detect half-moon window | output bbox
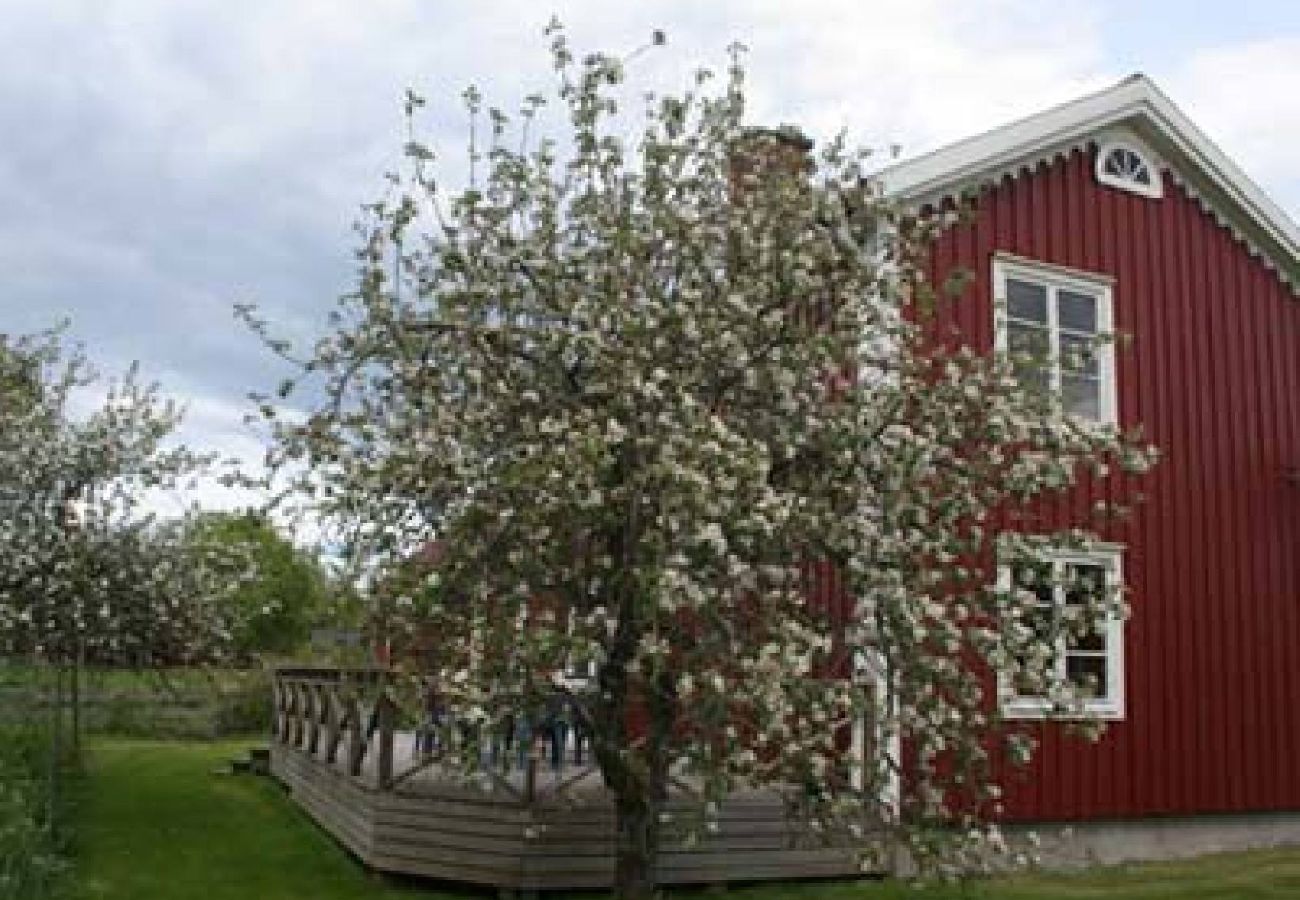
[1095,142,1162,199]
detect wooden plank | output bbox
[373,825,532,860]
[370,845,862,892]
[288,766,374,825]
[287,774,375,855]
[657,847,856,871]
[294,785,373,855]
[274,749,377,847]
[273,741,877,889]
[657,858,861,885]
[366,850,530,889]
[374,806,550,839]
[377,794,532,823]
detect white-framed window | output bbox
[999,546,1125,720]
[993,254,1117,425]
[1095,140,1163,199]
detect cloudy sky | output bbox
[3,0,1298,526]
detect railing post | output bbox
[270,677,281,742]
[288,683,302,748]
[324,686,341,764]
[525,745,538,805]
[307,684,321,756]
[281,680,292,744]
[376,692,395,790]
[278,678,289,743]
[346,696,365,777]
[294,683,308,750]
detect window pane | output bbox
[1014,564,1055,601]
[1007,279,1048,323]
[1008,322,1051,396]
[1059,333,1099,376]
[1015,366,1050,396]
[1058,290,1098,333]
[1065,564,1106,600]
[1067,655,1108,698]
[1063,374,1101,419]
[1008,321,1050,355]
[1065,564,1108,651]
[1013,566,1057,650]
[1069,624,1106,653]
[1105,148,1151,186]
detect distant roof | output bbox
[875,74,1300,294]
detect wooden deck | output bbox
[270,667,871,891]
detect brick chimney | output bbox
[728,125,814,198]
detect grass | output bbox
[68,739,455,900]
[725,847,1300,899]
[68,738,1300,900]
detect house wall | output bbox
[925,145,1300,821]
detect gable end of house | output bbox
[875,74,1300,296]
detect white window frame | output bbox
[993,253,1118,426]
[1095,140,1163,199]
[998,545,1126,721]
[849,649,900,812]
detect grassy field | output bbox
[68,738,1300,900]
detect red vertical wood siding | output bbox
[927,146,1300,820]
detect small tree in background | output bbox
[0,328,251,672]
[251,24,1156,898]
[185,511,330,660]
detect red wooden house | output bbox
[877,73,1300,861]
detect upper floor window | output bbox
[1000,546,1126,720]
[1095,141,1163,199]
[993,255,1117,425]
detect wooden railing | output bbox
[272,666,389,781]
[271,666,597,802]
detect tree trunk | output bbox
[48,660,63,837]
[70,641,82,760]
[614,793,657,900]
[594,670,664,899]
[608,672,674,900]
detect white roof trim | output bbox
[875,75,1300,294]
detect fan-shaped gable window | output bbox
[1095,141,1162,199]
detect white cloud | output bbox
[1168,37,1300,219]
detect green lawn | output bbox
[69,739,453,900]
[68,738,1300,900]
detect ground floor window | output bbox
[1000,546,1125,719]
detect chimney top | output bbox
[740,125,814,152]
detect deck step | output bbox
[229,746,272,776]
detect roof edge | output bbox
[875,75,1300,294]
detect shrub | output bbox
[0,725,68,900]
[92,669,271,739]
[213,680,272,736]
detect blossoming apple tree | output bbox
[253,25,1156,897]
[0,328,247,670]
